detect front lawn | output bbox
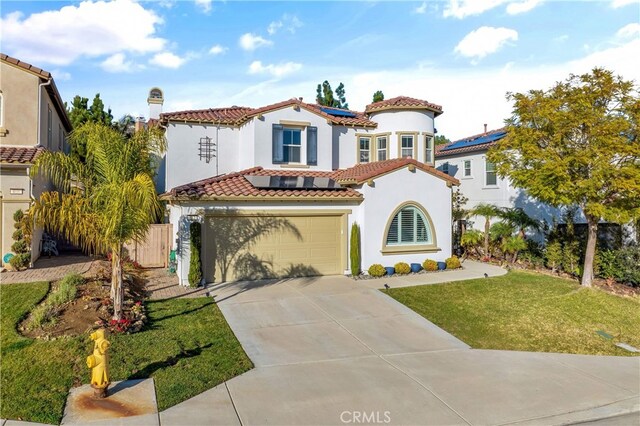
[0,282,252,424]
[385,270,640,356]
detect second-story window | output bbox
[485,160,497,186]
[47,105,52,148]
[442,162,449,175]
[400,135,414,158]
[376,136,387,161]
[464,160,472,177]
[425,135,434,164]
[359,136,371,163]
[283,128,301,163]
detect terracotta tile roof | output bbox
[160,98,378,128]
[435,127,506,157]
[336,158,459,186]
[0,146,45,164]
[160,106,254,125]
[365,96,443,116]
[162,167,362,201]
[1,53,72,132]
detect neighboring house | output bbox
[0,53,72,266]
[434,127,563,234]
[154,92,459,285]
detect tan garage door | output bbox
[203,213,344,283]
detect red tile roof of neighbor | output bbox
[162,158,459,201]
[435,127,507,157]
[0,53,72,132]
[0,146,45,164]
[365,96,443,116]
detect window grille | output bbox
[199,136,217,163]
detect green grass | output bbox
[0,282,252,424]
[386,270,640,356]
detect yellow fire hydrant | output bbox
[86,329,110,398]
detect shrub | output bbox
[49,273,83,306]
[423,259,438,271]
[445,256,462,269]
[368,264,386,277]
[28,303,53,330]
[188,222,202,287]
[394,262,411,275]
[544,241,563,273]
[9,253,30,270]
[616,246,640,286]
[350,223,361,276]
[460,229,483,256]
[596,250,618,280]
[562,240,580,275]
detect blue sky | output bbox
[2,0,639,139]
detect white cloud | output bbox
[51,69,72,81]
[506,0,543,15]
[248,60,302,78]
[454,26,518,61]
[267,14,303,35]
[208,44,228,55]
[443,0,506,18]
[194,0,212,13]
[615,23,640,40]
[414,2,428,14]
[443,0,542,18]
[100,53,141,73]
[611,0,637,8]
[150,52,187,69]
[0,0,165,66]
[239,33,273,51]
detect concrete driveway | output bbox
[161,273,640,426]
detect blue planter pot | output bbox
[437,261,447,271]
[384,266,395,276]
[410,263,422,273]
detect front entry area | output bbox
[202,211,346,283]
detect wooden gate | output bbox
[124,224,172,268]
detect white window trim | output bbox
[282,127,303,164]
[358,136,371,164]
[376,135,388,161]
[462,159,472,179]
[424,133,434,165]
[381,202,440,254]
[484,157,499,188]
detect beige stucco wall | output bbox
[38,87,67,152]
[0,61,39,146]
[0,167,32,263]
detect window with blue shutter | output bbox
[307,126,317,165]
[272,124,284,163]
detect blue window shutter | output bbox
[307,126,317,165]
[272,124,284,163]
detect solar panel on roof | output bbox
[245,175,344,190]
[440,131,507,151]
[319,107,357,118]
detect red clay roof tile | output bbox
[336,158,459,186]
[365,96,443,116]
[0,146,45,164]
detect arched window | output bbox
[383,203,437,252]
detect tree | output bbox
[350,223,361,276]
[31,122,165,319]
[489,68,640,286]
[435,135,451,146]
[499,207,540,239]
[471,203,502,258]
[188,222,202,287]
[316,81,349,109]
[372,90,384,103]
[66,94,114,161]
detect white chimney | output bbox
[147,87,164,120]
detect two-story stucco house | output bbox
[434,127,563,234]
[156,93,459,285]
[0,54,72,265]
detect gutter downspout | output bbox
[37,78,52,147]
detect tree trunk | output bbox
[111,245,124,320]
[484,218,490,258]
[581,215,598,287]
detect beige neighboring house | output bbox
[0,53,72,266]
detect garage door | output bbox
[203,214,344,283]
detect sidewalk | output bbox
[0,255,94,285]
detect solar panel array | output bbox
[319,107,357,118]
[440,131,507,151]
[245,175,344,190]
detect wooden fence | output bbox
[124,224,172,268]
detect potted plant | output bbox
[410,263,422,273]
[384,266,395,276]
[437,261,447,270]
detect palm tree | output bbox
[501,236,527,263]
[499,207,541,239]
[31,122,165,319]
[471,203,502,259]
